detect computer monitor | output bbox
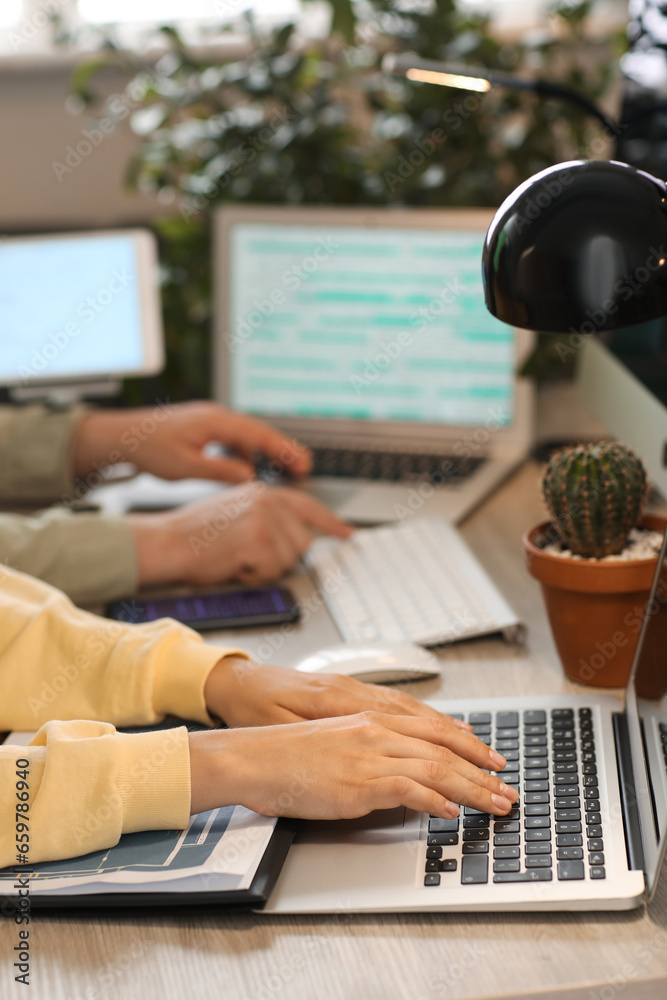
[0,229,164,399]
[577,329,667,498]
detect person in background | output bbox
[0,399,351,605]
[0,565,518,869]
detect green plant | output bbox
[541,442,649,558]
[65,0,626,402]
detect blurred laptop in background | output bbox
[214,206,534,524]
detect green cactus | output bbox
[541,442,649,558]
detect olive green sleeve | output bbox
[0,508,138,606]
[0,404,87,504]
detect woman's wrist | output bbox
[188,729,248,814]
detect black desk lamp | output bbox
[382,53,620,133]
[481,158,667,334]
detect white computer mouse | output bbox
[294,643,442,684]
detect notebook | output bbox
[214,206,535,524]
[262,530,667,913]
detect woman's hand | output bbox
[189,712,518,821]
[204,657,475,732]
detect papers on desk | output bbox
[1,731,277,899]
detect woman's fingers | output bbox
[364,776,461,819]
[369,712,508,770]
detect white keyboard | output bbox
[305,517,525,647]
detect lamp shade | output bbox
[482,159,667,333]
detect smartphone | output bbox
[106,586,301,632]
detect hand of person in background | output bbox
[189,711,518,821]
[127,482,352,587]
[72,400,312,484]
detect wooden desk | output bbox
[4,459,667,1000]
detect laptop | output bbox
[214,206,535,524]
[261,530,667,913]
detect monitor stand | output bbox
[9,379,122,406]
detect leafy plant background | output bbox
[66,0,626,403]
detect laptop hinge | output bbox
[613,711,645,873]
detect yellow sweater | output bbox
[0,566,244,869]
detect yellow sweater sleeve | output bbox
[0,566,249,869]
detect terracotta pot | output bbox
[522,514,667,688]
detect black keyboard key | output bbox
[525,804,550,816]
[495,740,519,751]
[557,847,584,860]
[555,774,579,785]
[461,855,488,884]
[507,807,521,820]
[493,859,520,873]
[524,770,549,781]
[469,713,491,725]
[555,784,579,796]
[502,750,520,761]
[426,860,445,872]
[553,739,576,750]
[463,807,489,816]
[558,860,585,880]
[587,825,603,838]
[493,820,520,833]
[552,709,574,719]
[525,780,550,792]
[463,815,490,828]
[586,812,602,826]
[426,846,443,859]
[579,708,592,718]
[525,735,548,747]
[584,786,600,798]
[462,841,489,854]
[588,839,604,852]
[524,725,547,736]
[554,762,578,773]
[582,763,597,775]
[585,800,600,813]
[463,828,489,841]
[524,748,549,760]
[493,870,553,883]
[441,859,457,872]
[427,833,459,846]
[583,775,599,787]
[525,816,550,828]
[429,818,459,832]
[494,833,520,846]
[525,842,551,855]
[555,797,580,809]
[494,847,520,859]
[524,711,547,724]
[496,762,520,774]
[553,751,577,762]
[448,714,465,721]
[424,873,441,886]
[496,728,519,739]
[525,792,550,804]
[555,809,581,821]
[556,821,582,834]
[496,712,519,729]
[525,855,552,868]
[556,834,583,847]
[525,829,551,842]
[590,866,606,879]
[589,852,605,865]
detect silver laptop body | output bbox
[214,206,535,524]
[262,533,667,914]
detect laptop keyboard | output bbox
[310,448,484,485]
[423,707,606,886]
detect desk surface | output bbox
[4,458,667,1000]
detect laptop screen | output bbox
[624,527,667,898]
[226,222,515,427]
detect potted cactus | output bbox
[522,442,666,688]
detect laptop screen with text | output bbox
[227,223,516,427]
